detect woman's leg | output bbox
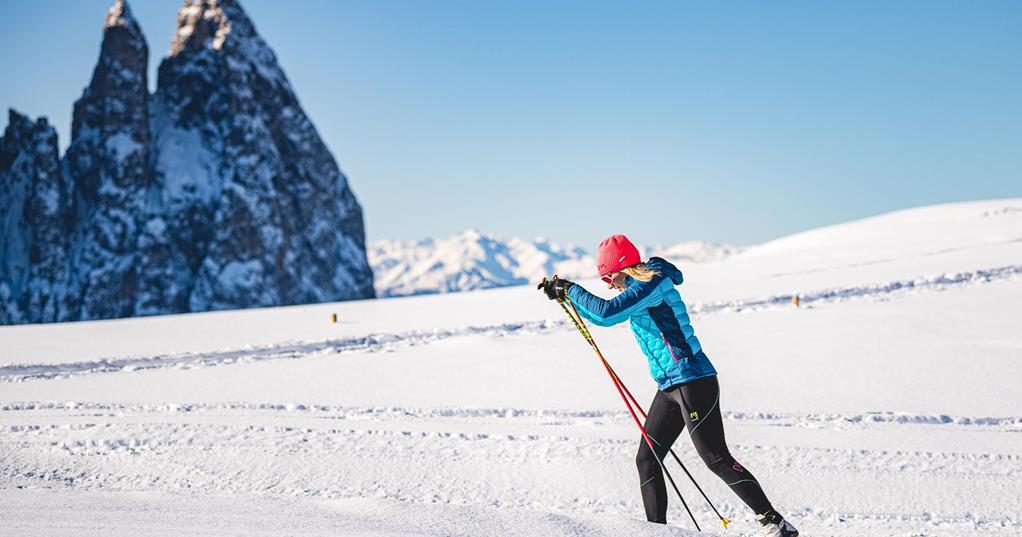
[635,389,686,523]
[672,375,775,515]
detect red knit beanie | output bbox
[596,234,641,276]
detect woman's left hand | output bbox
[537,275,574,301]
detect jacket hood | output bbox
[646,256,684,285]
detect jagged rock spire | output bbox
[0,110,70,323]
[2,0,373,325]
[63,0,151,320]
[154,0,373,312]
[104,0,139,31]
[170,0,232,55]
[72,0,148,151]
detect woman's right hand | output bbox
[537,275,574,301]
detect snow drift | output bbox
[2,198,1021,536]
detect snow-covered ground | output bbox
[2,199,1021,536]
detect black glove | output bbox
[537,275,574,302]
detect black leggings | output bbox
[636,375,773,523]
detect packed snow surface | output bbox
[2,198,1022,536]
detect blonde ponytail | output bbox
[621,262,660,282]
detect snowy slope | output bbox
[2,198,1022,536]
[369,228,741,297]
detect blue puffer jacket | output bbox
[566,257,717,390]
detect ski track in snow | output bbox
[3,264,1021,383]
[2,401,1021,431]
[2,402,1021,536]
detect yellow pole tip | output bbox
[721,518,731,529]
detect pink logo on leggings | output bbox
[732,462,745,473]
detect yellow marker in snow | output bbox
[792,295,800,308]
[330,313,338,324]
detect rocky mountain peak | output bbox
[72,0,148,147]
[104,0,139,31]
[2,109,51,142]
[61,0,152,320]
[153,0,373,312]
[169,0,232,56]
[96,0,147,78]
[0,109,69,324]
[1,0,373,325]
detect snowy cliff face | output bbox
[63,0,152,320]
[153,0,373,312]
[0,112,70,324]
[369,230,742,297]
[0,0,373,325]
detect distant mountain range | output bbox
[369,230,743,297]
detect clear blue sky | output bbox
[2,1,1020,248]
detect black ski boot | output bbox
[756,510,799,537]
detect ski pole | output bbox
[565,299,731,530]
[556,299,701,532]
[605,363,732,530]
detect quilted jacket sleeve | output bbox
[566,277,664,327]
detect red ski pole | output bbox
[557,299,701,532]
[565,299,731,530]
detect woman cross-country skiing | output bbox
[538,234,799,537]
